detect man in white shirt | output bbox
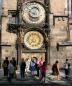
[25,58,30,73]
[64,59,70,78]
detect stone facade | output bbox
[50,0,72,66]
[1,0,72,66]
[1,0,17,62]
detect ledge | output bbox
[22,49,46,53]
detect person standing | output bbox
[34,57,40,77]
[20,58,26,80]
[38,57,44,78]
[29,58,36,77]
[25,58,30,73]
[38,57,44,68]
[40,61,46,82]
[8,60,14,82]
[64,59,70,79]
[52,60,60,80]
[12,57,17,78]
[2,57,9,78]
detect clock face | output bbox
[24,31,44,49]
[22,2,45,25]
[29,7,39,18]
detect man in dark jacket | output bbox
[2,57,9,77]
[64,59,70,78]
[20,58,26,80]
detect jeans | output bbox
[8,73,13,82]
[20,70,25,79]
[4,68,8,77]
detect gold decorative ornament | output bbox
[24,31,44,49]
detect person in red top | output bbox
[38,57,44,68]
[40,61,46,81]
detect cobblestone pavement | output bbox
[0,68,72,86]
[45,66,72,83]
[0,80,72,86]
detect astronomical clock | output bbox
[17,0,47,50]
[16,0,50,63]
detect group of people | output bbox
[52,59,71,80]
[2,57,16,81]
[2,57,46,82]
[2,57,71,82]
[20,57,46,81]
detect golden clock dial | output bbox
[24,31,44,49]
[22,2,45,25]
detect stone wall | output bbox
[50,0,72,66]
[50,0,66,15]
[3,0,17,10]
[1,0,17,61]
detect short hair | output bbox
[56,60,59,63]
[66,59,68,61]
[12,57,15,59]
[6,57,8,59]
[43,61,46,66]
[10,60,12,63]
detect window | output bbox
[0,0,3,16]
[65,0,72,16]
[68,0,71,15]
